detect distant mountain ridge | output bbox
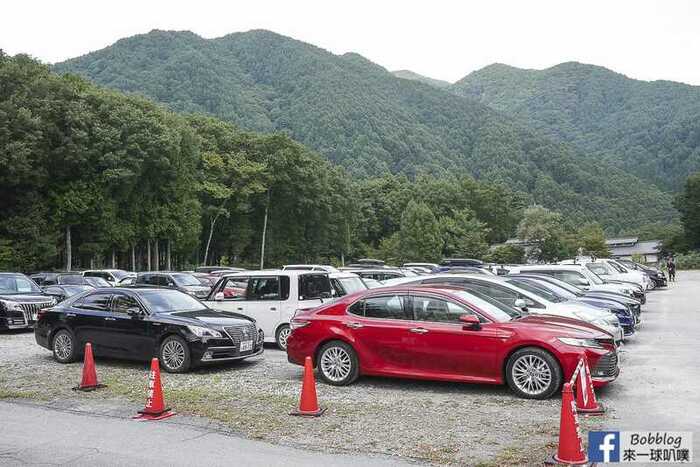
[452,61,700,190]
[54,30,675,231]
[391,70,451,88]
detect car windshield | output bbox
[451,290,519,322]
[607,261,627,273]
[138,289,205,313]
[586,263,611,276]
[579,268,604,284]
[57,274,85,285]
[85,277,111,287]
[506,279,566,303]
[0,275,42,294]
[528,279,578,299]
[171,273,202,287]
[338,277,367,294]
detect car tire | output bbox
[317,340,360,386]
[275,324,291,351]
[505,347,562,399]
[159,335,191,373]
[52,329,78,363]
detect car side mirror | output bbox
[127,307,142,316]
[514,298,527,310]
[459,314,480,329]
[214,292,225,301]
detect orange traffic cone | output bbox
[290,356,326,417]
[133,358,175,421]
[72,343,106,391]
[576,355,606,415]
[547,383,588,465]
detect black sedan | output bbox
[35,288,263,372]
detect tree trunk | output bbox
[111,247,116,268]
[131,244,136,272]
[166,239,172,271]
[154,239,160,271]
[260,189,271,270]
[203,214,219,266]
[147,239,152,271]
[65,225,72,272]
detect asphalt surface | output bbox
[0,401,412,466]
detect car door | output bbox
[99,292,155,360]
[240,276,283,339]
[70,292,114,356]
[408,293,504,382]
[344,293,419,374]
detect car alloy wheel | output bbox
[506,347,562,399]
[159,335,191,373]
[511,354,552,396]
[317,341,359,386]
[52,330,76,363]
[276,325,291,350]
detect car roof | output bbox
[221,269,328,278]
[329,271,361,279]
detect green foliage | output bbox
[54,30,676,233]
[397,201,442,263]
[517,205,571,262]
[440,209,490,259]
[453,62,700,191]
[485,244,525,264]
[674,251,700,270]
[576,223,610,258]
[675,172,700,250]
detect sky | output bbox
[2,0,700,85]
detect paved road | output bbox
[598,270,699,453]
[0,401,412,466]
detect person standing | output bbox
[667,257,676,282]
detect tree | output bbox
[675,172,700,250]
[440,209,489,259]
[397,201,442,262]
[486,245,525,264]
[516,205,568,262]
[577,223,610,258]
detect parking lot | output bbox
[1,272,698,466]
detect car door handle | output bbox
[270,307,277,311]
[346,322,364,329]
[409,327,429,334]
[104,317,117,321]
[237,307,243,311]
[66,313,76,317]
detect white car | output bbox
[383,274,624,342]
[579,260,649,290]
[82,269,136,286]
[282,264,340,273]
[329,271,367,297]
[203,270,334,350]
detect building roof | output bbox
[609,240,661,257]
[605,237,638,246]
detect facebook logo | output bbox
[589,431,620,462]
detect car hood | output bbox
[505,314,608,338]
[156,308,255,328]
[0,293,51,303]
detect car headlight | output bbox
[186,325,222,338]
[557,337,605,349]
[0,300,22,312]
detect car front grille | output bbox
[17,302,53,315]
[592,352,618,378]
[223,324,258,350]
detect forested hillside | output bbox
[54,30,675,232]
[453,62,700,191]
[391,70,451,88]
[0,53,526,271]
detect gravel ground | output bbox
[10,275,697,466]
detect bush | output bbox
[674,251,700,270]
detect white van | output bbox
[203,270,333,350]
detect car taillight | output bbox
[290,319,311,330]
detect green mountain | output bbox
[391,69,451,89]
[55,30,675,231]
[452,62,700,191]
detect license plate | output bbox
[239,340,253,352]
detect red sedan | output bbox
[287,286,619,399]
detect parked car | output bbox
[361,278,383,289]
[30,272,74,286]
[83,269,136,287]
[135,272,212,299]
[42,285,94,303]
[0,273,56,330]
[504,276,637,337]
[329,272,368,297]
[509,265,644,302]
[287,286,619,399]
[343,268,409,282]
[203,270,334,350]
[35,288,263,372]
[383,274,623,342]
[346,258,387,268]
[402,263,439,272]
[191,272,219,288]
[577,260,650,291]
[283,265,340,273]
[194,266,246,274]
[616,259,667,287]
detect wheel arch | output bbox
[501,343,563,385]
[312,336,356,368]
